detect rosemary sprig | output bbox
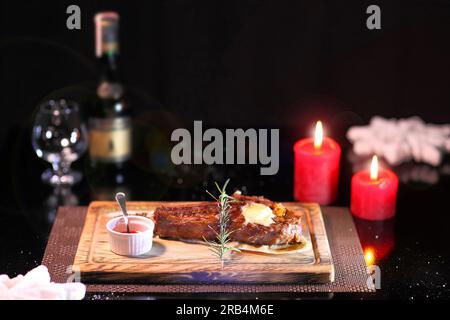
[204,179,240,269]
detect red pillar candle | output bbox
[293,121,341,205]
[351,156,398,220]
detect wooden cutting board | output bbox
[73,201,334,284]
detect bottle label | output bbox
[89,117,131,163]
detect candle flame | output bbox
[370,155,379,181]
[364,247,376,266]
[314,121,323,149]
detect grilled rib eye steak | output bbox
[154,193,302,246]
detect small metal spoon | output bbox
[115,192,130,233]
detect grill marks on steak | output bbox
[153,203,220,241]
[154,195,302,246]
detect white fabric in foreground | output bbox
[0,265,85,300]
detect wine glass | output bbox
[32,99,88,185]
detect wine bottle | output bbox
[87,12,133,200]
[89,11,132,167]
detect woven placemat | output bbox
[42,206,375,293]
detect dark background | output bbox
[0,0,450,299]
[2,0,450,129]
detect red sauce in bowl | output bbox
[113,227,140,234]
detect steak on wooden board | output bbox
[154,193,302,246]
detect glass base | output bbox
[41,169,82,186]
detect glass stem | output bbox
[52,161,71,177]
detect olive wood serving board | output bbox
[73,201,334,284]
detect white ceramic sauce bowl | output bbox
[106,215,155,256]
